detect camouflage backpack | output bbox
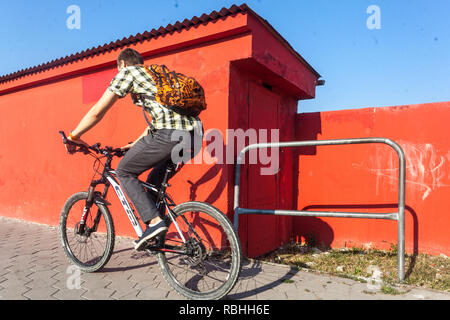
[144,64,207,117]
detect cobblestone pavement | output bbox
[0,216,449,300]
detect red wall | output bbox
[0,26,254,238]
[0,11,320,260]
[294,102,450,256]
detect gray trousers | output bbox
[116,129,201,224]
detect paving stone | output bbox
[1,216,449,301]
[153,279,174,291]
[52,278,71,290]
[0,286,30,300]
[128,272,159,288]
[81,287,116,300]
[51,263,70,273]
[231,278,259,294]
[310,281,352,300]
[166,290,188,300]
[111,288,142,300]
[302,289,323,300]
[406,288,450,300]
[102,271,133,281]
[22,286,59,300]
[80,277,111,290]
[284,287,318,300]
[30,262,58,272]
[53,287,88,300]
[105,277,136,293]
[227,279,260,300]
[252,288,287,300]
[9,255,36,267]
[28,269,58,280]
[137,286,169,300]
[2,272,34,287]
[0,269,11,278]
[25,277,58,289]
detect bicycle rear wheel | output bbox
[59,192,115,272]
[156,201,242,300]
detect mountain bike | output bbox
[58,131,242,300]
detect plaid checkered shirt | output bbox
[108,65,203,133]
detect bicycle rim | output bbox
[157,201,242,300]
[59,192,114,272]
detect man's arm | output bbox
[70,89,119,140]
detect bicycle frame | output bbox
[82,162,188,252]
[105,172,143,237]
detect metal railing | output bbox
[233,138,406,282]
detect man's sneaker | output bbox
[134,220,168,251]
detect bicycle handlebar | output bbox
[59,131,126,158]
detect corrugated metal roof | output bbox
[0,3,319,84]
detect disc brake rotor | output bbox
[73,222,90,243]
[182,238,206,267]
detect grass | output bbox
[260,242,450,292]
[281,279,295,284]
[381,285,402,295]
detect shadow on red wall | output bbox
[292,111,419,266]
[186,140,228,204]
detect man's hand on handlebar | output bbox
[60,131,127,157]
[65,135,90,154]
[120,140,136,151]
[120,143,133,151]
[59,130,90,154]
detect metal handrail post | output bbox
[233,137,406,282]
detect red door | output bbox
[246,81,280,257]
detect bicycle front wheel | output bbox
[157,201,242,300]
[59,192,115,272]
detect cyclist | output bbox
[66,48,203,251]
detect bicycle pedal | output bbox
[134,239,155,251]
[145,248,159,256]
[144,238,159,247]
[134,233,165,252]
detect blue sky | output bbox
[0,0,449,113]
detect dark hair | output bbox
[117,48,143,66]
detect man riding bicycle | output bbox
[66,48,203,251]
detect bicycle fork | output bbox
[77,186,102,236]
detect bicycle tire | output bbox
[59,192,115,272]
[156,201,242,300]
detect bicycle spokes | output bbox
[160,208,236,295]
[60,193,114,270]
